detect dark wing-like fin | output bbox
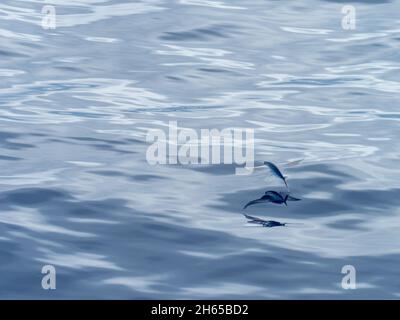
[243,198,264,209]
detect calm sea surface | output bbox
[1,0,400,299]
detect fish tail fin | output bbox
[284,178,290,192]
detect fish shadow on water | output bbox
[244,214,288,228]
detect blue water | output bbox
[1,0,400,299]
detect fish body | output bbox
[263,191,287,204]
[243,191,301,209]
[244,191,288,209]
[264,161,288,188]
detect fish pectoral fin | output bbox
[243,199,264,209]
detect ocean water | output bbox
[1,0,400,299]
